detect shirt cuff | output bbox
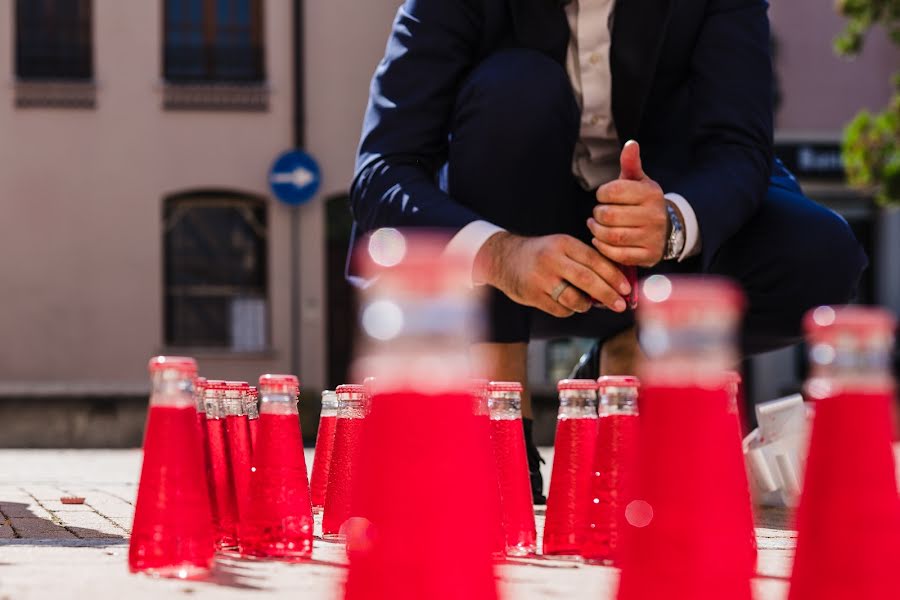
[443,220,507,288]
[664,192,702,261]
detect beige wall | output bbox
[770,0,899,136]
[0,0,400,393]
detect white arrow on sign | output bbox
[270,166,316,189]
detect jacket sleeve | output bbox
[667,0,774,269]
[350,0,484,235]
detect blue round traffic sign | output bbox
[268,150,321,206]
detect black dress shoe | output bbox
[570,341,601,380]
[522,418,547,504]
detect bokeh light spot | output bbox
[625,500,654,528]
[362,300,404,341]
[642,275,672,303]
[812,305,836,327]
[368,228,407,267]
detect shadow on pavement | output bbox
[0,500,126,546]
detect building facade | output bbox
[0,1,895,441]
[0,0,399,406]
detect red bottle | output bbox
[789,306,900,600]
[310,390,339,513]
[471,379,506,556]
[241,374,313,560]
[246,386,260,452]
[582,376,639,564]
[193,377,218,537]
[223,381,253,541]
[725,370,758,575]
[487,381,536,557]
[543,379,599,558]
[617,276,752,600]
[204,380,239,550]
[322,383,368,540]
[129,356,215,579]
[342,230,498,600]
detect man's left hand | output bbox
[587,140,668,267]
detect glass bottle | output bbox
[223,380,253,550]
[789,306,900,599]
[204,379,238,550]
[322,383,367,540]
[543,379,599,558]
[487,381,537,557]
[582,375,639,564]
[246,386,260,451]
[242,374,312,560]
[617,275,752,600]
[342,230,499,600]
[310,390,339,513]
[129,356,215,579]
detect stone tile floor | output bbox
[0,449,803,599]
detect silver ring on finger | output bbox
[551,281,570,303]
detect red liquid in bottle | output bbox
[790,391,900,600]
[205,418,238,549]
[196,411,218,529]
[241,413,314,560]
[543,416,599,556]
[225,415,253,535]
[129,406,215,577]
[322,417,365,538]
[310,415,338,510]
[582,413,638,563]
[344,391,499,600]
[249,418,259,453]
[475,414,506,555]
[489,418,536,556]
[618,385,752,600]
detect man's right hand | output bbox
[473,232,632,317]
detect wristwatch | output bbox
[664,201,686,261]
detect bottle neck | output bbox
[558,390,598,418]
[205,392,224,419]
[598,387,639,416]
[337,392,367,419]
[150,371,194,408]
[808,339,894,388]
[638,305,740,387]
[488,392,522,420]
[259,392,298,416]
[222,391,245,417]
[320,394,339,418]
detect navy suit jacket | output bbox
[349,0,774,271]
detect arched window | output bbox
[163,191,268,350]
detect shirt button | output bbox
[589,52,601,65]
[589,114,600,126]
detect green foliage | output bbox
[835,0,900,205]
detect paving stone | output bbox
[9,517,76,539]
[0,522,17,539]
[53,512,126,539]
[0,501,54,520]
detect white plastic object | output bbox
[742,394,811,508]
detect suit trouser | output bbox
[443,49,868,355]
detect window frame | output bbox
[162,0,266,84]
[162,190,271,352]
[14,0,94,81]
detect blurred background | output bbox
[0,0,897,446]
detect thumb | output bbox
[619,139,646,181]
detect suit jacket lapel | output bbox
[610,0,674,143]
[508,0,570,65]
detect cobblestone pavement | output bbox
[0,449,801,599]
